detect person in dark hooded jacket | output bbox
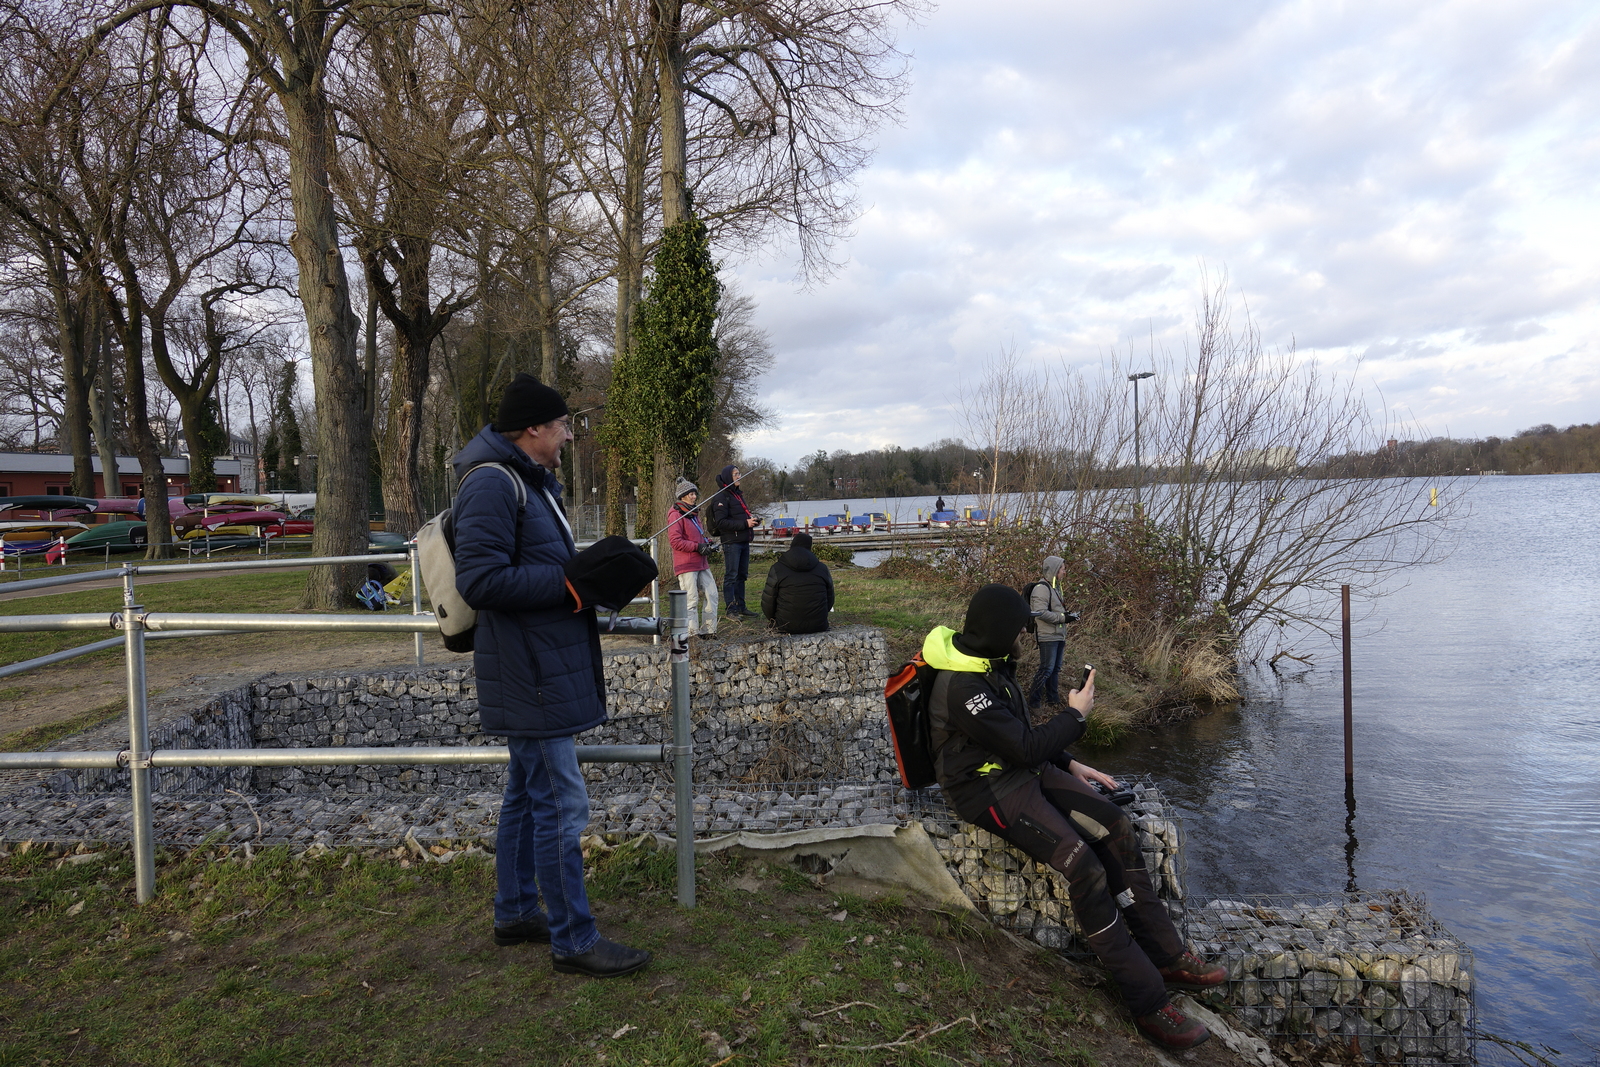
[452,373,650,980]
[709,465,758,617]
[924,584,1225,1049]
[760,532,834,633]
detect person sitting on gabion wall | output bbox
[760,531,834,634]
[923,584,1226,1050]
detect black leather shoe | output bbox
[493,916,551,946]
[552,936,652,978]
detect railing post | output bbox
[121,566,156,903]
[1342,584,1353,781]
[408,540,425,668]
[669,589,694,908]
[651,577,661,646]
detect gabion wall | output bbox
[1190,894,1473,1065]
[911,778,1186,951]
[40,627,891,796]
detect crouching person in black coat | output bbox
[760,532,834,634]
[924,584,1225,1049]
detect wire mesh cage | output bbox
[908,775,1186,953]
[1189,893,1474,1066]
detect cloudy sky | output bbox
[729,0,1600,467]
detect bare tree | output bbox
[78,0,382,600]
[332,10,482,536]
[956,278,1466,662]
[0,8,108,494]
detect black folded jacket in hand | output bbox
[563,535,659,612]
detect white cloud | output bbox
[730,0,1600,466]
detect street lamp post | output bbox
[1128,372,1154,515]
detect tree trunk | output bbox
[633,461,655,536]
[48,249,98,499]
[604,92,650,539]
[90,315,121,498]
[281,89,371,607]
[106,291,172,561]
[605,449,627,537]
[383,323,430,537]
[651,444,675,575]
[652,0,689,227]
[528,121,562,388]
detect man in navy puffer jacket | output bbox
[452,373,650,979]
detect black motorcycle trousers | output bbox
[957,765,1184,1016]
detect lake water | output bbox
[775,476,1600,1057]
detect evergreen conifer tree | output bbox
[604,210,720,535]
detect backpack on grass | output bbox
[884,653,939,789]
[415,463,524,654]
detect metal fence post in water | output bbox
[120,567,156,903]
[1342,584,1353,781]
[668,589,694,908]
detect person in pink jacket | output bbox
[668,478,719,639]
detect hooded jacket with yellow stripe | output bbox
[924,625,1085,810]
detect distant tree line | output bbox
[1318,423,1600,478]
[738,440,990,503]
[736,420,1600,508]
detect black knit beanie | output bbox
[953,583,1031,659]
[493,373,568,431]
[793,532,814,550]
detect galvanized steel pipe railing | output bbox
[122,569,155,903]
[0,744,669,771]
[669,589,694,908]
[0,549,691,907]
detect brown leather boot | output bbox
[1158,950,1229,988]
[1134,1002,1210,1048]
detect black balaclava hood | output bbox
[953,583,1030,659]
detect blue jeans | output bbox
[1028,639,1065,705]
[495,735,598,956]
[722,542,750,611]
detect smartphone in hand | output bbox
[1079,665,1094,690]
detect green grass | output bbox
[0,841,1124,1067]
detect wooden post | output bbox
[1342,584,1353,780]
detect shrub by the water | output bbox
[812,541,854,565]
[918,517,1240,713]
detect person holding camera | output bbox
[1027,555,1072,707]
[923,584,1225,1049]
[668,478,719,640]
[709,465,759,618]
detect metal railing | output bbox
[0,553,695,908]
